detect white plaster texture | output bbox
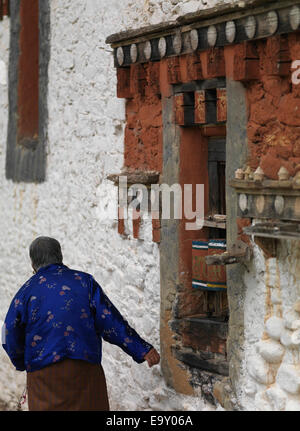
[256,340,285,364]
[0,0,238,411]
[242,240,300,411]
[1,0,299,413]
[265,385,287,411]
[265,316,284,341]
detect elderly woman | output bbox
[2,237,160,411]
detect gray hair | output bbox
[29,236,63,271]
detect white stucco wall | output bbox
[2,0,299,413]
[0,0,237,411]
[239,240,300,411]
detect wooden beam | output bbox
[107,170,160,185]
[106,0,298,46]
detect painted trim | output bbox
[5,0,50,183]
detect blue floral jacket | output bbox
[2,264,153,372]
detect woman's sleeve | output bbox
[2,293,26,371]
[90,277,153,363]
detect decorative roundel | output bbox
[130,44,138,63]
[173,33,182,55]
[267,10,279,35]
[255,195,265,214]
[275,196,285,215]
[289,5,300,31]
[116,47,124,66]
[225,21,236,43]
[245,15,256,39]
[144,40,152,61]
[207,25,217,47]
[158,37,167,58]
[239,194,248,213]
[295,198,300,217]
[190,29,199,51]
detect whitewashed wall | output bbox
[239,240,300,411]
[3,0,299,413]
[0,0,236,411]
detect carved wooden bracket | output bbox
[205,240,252,266]
[107,170,160,186]
[243,221,300,240]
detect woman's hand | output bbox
[144,348,160,367]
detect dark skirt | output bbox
[27,358,110,411]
